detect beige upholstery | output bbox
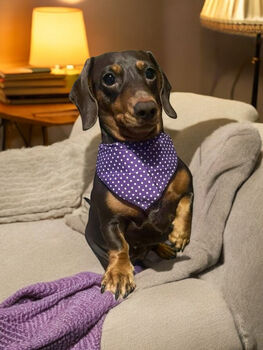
[102,279,242,350]
[0,218,242,349]
[0,93,260,349]
[0,219,103,301]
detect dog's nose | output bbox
[134,101,157,119]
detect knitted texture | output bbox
[0,272,119,350]
[0,133,99,224]
[0,265,143,350]
[96,132,178,210]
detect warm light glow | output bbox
[29,7,89,67]
[58,0,85,4]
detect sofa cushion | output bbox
[101,278,242,350]
[0,218,242,350]
[0,218,104,301]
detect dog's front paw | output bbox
[168,228,190,252]
[154,242,177,259]
[101,263,136,300]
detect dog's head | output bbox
[70,50,177,141]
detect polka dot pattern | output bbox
[96,132,178,210]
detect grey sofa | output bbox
[1,92,262,350]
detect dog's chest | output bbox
[124,203,174,247]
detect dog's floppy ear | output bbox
[69,57,98,130]
[147,51,177,119]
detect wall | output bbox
[0,1,32,65]
[200,27,262,119]
[161,0,263,121]
[162,0,203,93]
[0,0,164,65]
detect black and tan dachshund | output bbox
[69,50,193,300]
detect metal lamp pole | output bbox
[251,33,261,108]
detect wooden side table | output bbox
[0,103,79,150]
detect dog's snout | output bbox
[134,101,157,120]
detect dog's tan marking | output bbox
[106,191,139,217]
[169,194,192,251]
[101,227,135,297]
[111,64,122,74]
[127,90,156,110]
[136,60,145,70]
[111,94,123,114]
[165,168,190,201]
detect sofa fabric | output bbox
[0,92,257,226]
[0,135,99,224]
[66,92,259,235]
[0,94,262,350]
[0,219,242,350]
[1,123,262,350]
[163,92,258,130]
[101,279,242,350]
[135,123,261,289]
[201,151,263,349]
[0,219,103,301]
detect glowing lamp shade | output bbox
[29,7,89,67]
[200,0,263,35]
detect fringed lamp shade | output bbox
[200,0,263,35]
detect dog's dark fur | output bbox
[70,51,193,300]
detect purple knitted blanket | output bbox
[0,272,120,350]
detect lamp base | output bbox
[51,65,81,76]
[251,33,261,108]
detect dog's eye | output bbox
[145,68,156,80]
[103,73,116,86]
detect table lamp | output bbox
[200,0,263,108]
[29,7,89,74]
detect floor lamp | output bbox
[200,0,263,108]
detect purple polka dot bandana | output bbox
[96,132,178,210]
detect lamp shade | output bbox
[200,0,263,35]
[29,7,89,67]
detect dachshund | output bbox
[69,50,193,300]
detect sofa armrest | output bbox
[200,122,263,348]
[252,122,263,144]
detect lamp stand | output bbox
[251,33,261,108]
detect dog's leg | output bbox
[168,193,193,252]
[101,221,136,300]
[152,192,193,258]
